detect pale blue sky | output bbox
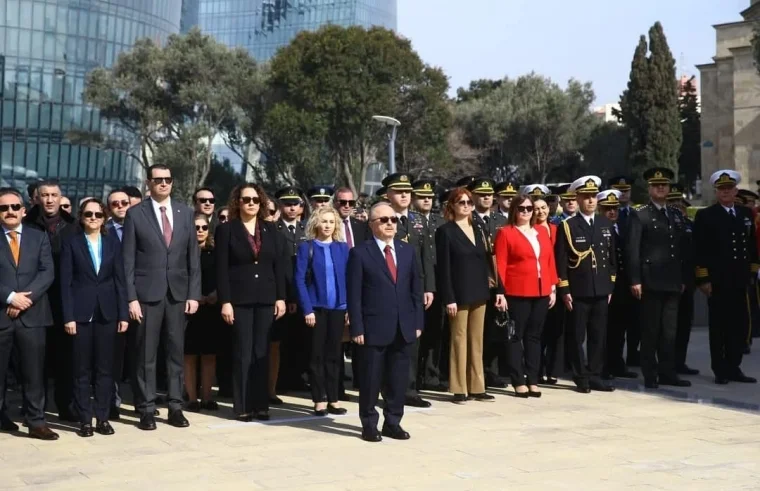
[398,0,752,104]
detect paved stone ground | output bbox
[2,328,760,490]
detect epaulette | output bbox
[633,204,647,211]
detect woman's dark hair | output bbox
[443,187,473,222]
[78,198,108,236]
[193,213,214,249]
[227,183,269,221]
[216,205,228,217]
[507,194,537,227]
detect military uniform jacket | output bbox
[422,213,446,266]
[555,214,616,298]
[396,211,436,293]
[473,211,507,242]
[681,217,696,290]
[612,224,628,291]
[626,202,688,293]
[693,204,759,289]
[276,218,307,301]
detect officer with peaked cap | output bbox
[307,186,334,210]
[555,175,616,393]
[627,167,691,389]
[494,181,518,219]
[467,178,506,240]
[550,184,577,225]
[609,176,635,238]
[694,170,758,384]
[737,189,759,209]
[374,186,389,202]
[521,184,550,200]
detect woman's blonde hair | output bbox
[305,207,345,242]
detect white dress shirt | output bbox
[151,197,174,233]
[3,223,22,304]
[580,212,595,226]
[374,237,396,266]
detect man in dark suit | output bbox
[23,179,79,421]
[348,202,424,443]
[0,188,58,440]
[122,164,201,430]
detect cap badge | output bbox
[654,171,663,179]
[399,175,409,182]
[423,183,431,190]
[320,188,325,195]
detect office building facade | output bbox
[0,0,182,202]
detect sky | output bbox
[397,0,753,105]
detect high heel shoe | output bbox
[528,390,542,398]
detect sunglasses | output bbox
[218,215,228,223]
[457,200,473,206]
[337,199,356,207]
[313,197,330,204]
[151,177,173,185]
[110,200,129,208]
[0,204,22,212]
[197,197,215,204]
[61,204,71,209]
[372,216,399,224]
[240,196,261,205]
[83,211,105,219]
[517,206,534,213]
[268,208,277,216]
[195,225,209,231]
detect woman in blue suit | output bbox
[295,207,350,416]
[60,198,128,437]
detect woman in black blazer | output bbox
[215,183,289,421]
[436,187,506,404]
[60,198,128,437]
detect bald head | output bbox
[369,202,397,242]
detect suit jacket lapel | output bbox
[141,201,166,247]
[77,233,99,278]
[168,204,183,251]
[0,232,17,270]
[368,241,395,283]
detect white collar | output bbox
[2,223,22,234]
[374,236,394,250]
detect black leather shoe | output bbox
[78,424,94,438]
[381,425,411,440]
[254,411,270,421]
[714,376,729,385]
[644,378,659,389]
[575,384,591,394]
[0,414,19,432]
[613,370,638,379]
[451,394,467,404]
[313,409,327,417]
[327,405,347,415]
[468,392,495,401]
[659,376,691,387]
[138,415,157,431]
[404,396,431,408]
[728,372,757,383]
[514,389,530,398]
[237,414,253,422]
[361,428,382,442]
[167,410,190,428]
[542,377,558,385]
[95,421,115,436]
[269,396,283,405]
[28,425,59,440]
[676,365,700,376]
[589,380,614,392]
[109,406,121,421]
[528,390,542,398]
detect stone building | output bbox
[697,0,760,199]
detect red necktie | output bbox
[384,245,397,283]
[344,219,353,248]
[160,206,173,246]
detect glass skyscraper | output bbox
[196,0,397,62]
[0,0,182,202]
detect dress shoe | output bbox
[138,415,157,431]
[201,400,219,411]
[728,372,757,383]
[269,396,283,405]
[237,414,253,422]
[96,421,115,436]
[542,377,558,385]
[381,425,411,440]
[78,424,94,438]
[361,428,382,442]
[644,378,659,389]
[254,411,270,421]
[613,370,638,379]
[528,389,542,398]
[185,401,201,412]
[29,425,59,441]
[109,406,121,421]
[313,408,327,417]
[589,379,615,392]
[468,393,495,402]
[0,414,19,432]
[404,396,431,408]
[658,376,691,387]
[513,389,530,398]
[714,376,729,385]
[327,405,347,415]
[167,410,190,428]
[676,365,700,376]
[451,394,467,404]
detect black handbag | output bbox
[494,309,516,342]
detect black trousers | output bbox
[418,295,444,387]
[567,296,607,384]
[639,290,680,380]
[746,284,759,346]
[0,322,47,428]
[309,309,345,403]
[231,304,273,414]
[506,296,550,386]
[675,288,694,369]
[541,300,566,379]
[358,330,412,431]
[708,285,747,377]
[111,322,131,409]
[131,295,187,416]
[279,310,310,390]
[605,284,636,375]
[72,320,116,423]
[483,292,506,382]
[216,321,233,397]
[46,323,74,416]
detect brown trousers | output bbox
[449,302,486,395]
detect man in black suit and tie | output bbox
[122,164,201,430]
[0,188,58,440]
[347,202,424,443]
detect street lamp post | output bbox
[372,115,401,175]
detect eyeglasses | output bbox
[110,200,129,208]
[218,215,228,223]
[240,196,261,205]
[456,200,473,206]
[313,197,330,204]
[60,204,71,209]
[151,177,173,185]
[83,211,105,219]
[517,206,534,213]
[372,216,399,224]
[0,204,22,212]
[196,197,215,204]
[268,208,277,216]
[337,199,356,207]
[195,225,209,231]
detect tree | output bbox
[616,22,682,200]
[581,122,630,180]
[456,79,503,103]
[678,77,701,194]
[205,156,244,205]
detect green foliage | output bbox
[678,77,701,193]
[456,79,504,103]
[581,122,630,180]
[205,157,244,205]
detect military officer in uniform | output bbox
[737,189,760,350]
[666,183,699,375]
[307,186,333,211]
[494,181,518,219]
[375,187,389,203]
[545,187,560,221]
[555,175,616,393]
[627,168,691,389]
[413,179,447,391]
[550,184,577,226]
[694,170,758,384]
[522,184,550,200]
[383,172,435,407]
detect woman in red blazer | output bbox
[494,194,557,398]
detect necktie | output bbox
[384,245,397,283]
[8,231,19,265]
[399,215,408,229]
[729,208,736,218]
[620,208,628,220]
[483,215,489,224]
[344,219,353,248]
[288,225,295,234]
[159,206,172,246]
[589,217,594,228]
